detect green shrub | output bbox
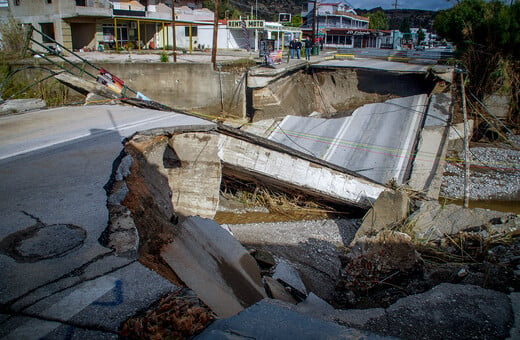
[160,51,169,62]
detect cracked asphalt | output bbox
[0,104,213,339]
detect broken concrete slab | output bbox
[253,249,276,269]
[407,201,519,241]
[0,316,118,340]
[167,132,222,218]
[161,216,266,318]
[0,99,46,115]
[365,283,513,339]
[508,293,520,340]
[273,260,308,299]
[296,292,335,318]
[264,277,298,304]
[352,189,409,244]
[408,93,451,198]
[265,95,429,185]
[228,218,356,302]
[277,283,514,339]
[248,61,308,88]
[217,131,385,209]
[195,299,392,340]
[6,261,177,337]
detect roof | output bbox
[312,0,354,6]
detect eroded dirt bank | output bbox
[251,68,436,120]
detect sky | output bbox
[348,0,456,11]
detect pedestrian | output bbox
[295,39,302,59]
[304,36,312,60]
[289,38,296,59]
[289,38,301,59]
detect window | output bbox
[46,0,52,3]
[76,0,86,5]
[40,23,55,43]
[184,26,197,37]
[0,0,8,7]
[15,0,20,5]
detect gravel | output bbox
[440,145,520,200]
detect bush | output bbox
[159,51,169,62]
[0,16,27,58]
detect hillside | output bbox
[223,0,438,30]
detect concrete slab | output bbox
[167,132,222,218]
[0,315,118,340]
[266,95,429,185]
[407,93,451,197]
[161,216,266,318]
[17,262,177,334]
[195,299,391,340]
[296,292,335,318]
[273,260,308,298]
[11,254,133,311]
[508,293,520,340]
[248,61,308,88]
[218,132,385,208]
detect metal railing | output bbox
[22,25,137,98]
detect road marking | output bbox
[4,276,119,340]
[0,113,177,161]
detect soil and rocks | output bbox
[114,139,519,339]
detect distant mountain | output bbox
[223,1,438,31]
[357,7,437,31]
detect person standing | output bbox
[289,38,297,59]
[295,38,302,59]
[304,36,312,61]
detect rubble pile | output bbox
[107,126,519,339]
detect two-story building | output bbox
[301,0,389,49]
[0,0,215,52]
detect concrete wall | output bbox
[96,62,246,118]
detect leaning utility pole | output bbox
[212,0,220,69]
[171,0,177,62]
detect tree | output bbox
[367,10,389,30]
[399,17,411,33]
[417,27,425,45]
[203,0,241,19]
[434,0,520,122]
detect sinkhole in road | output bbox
[103,65,447,313]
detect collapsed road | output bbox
[0,52,519,339]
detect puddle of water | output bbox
[439,197,520,214]
[214,211,330,224]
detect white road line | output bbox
[0,113,176,161]
[4,276,118,340]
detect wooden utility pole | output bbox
[461,72,471,208]
[212,0,220,69]
[171,0,177,62]
[312,0,317,44]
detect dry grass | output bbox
[220,179,336,218]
